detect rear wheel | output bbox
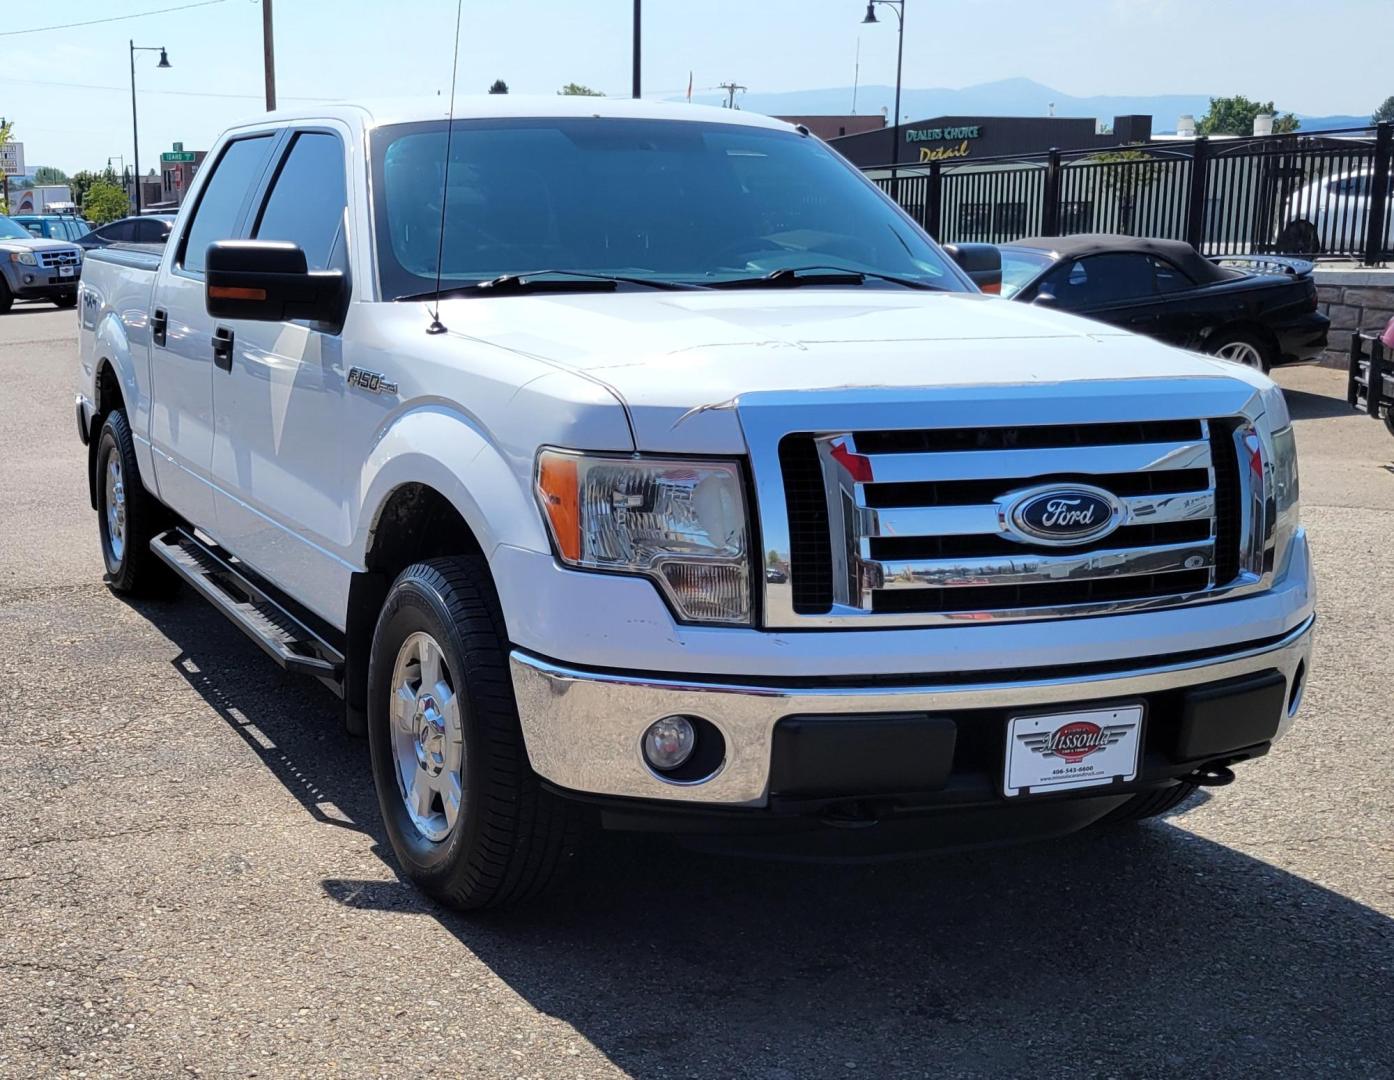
[1207,329,1272,372]
[1276,219,1321,255]
[366,557,579,910]
[1101,781,1197,823]
[94,410,174,596]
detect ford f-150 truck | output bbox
[76,99,1314,909]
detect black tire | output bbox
[54,291,78,309]
[1275,219,1321,255]
[94,410,175,596]
[1384,411,1394,440]
[1101,781,1197,823]
[0,278,12,314]
[1205,328,1273,373]
[366,557,580,910]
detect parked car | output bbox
[76,214,176,250]
[76,100,1312,909]
[0,213,82,311]
[1277,170,1392,254]
[10,213,91,243]
[987,234,1328,370]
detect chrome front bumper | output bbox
[510,615,1314,807]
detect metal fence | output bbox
[867,123,1394,264]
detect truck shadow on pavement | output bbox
[1282,385,1361,421]
[143,597,1394,1077]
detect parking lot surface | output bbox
[1,305,1391,1079]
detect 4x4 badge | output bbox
[347,368,398,396]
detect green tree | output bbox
[33,164,68,184]
[488,79,509,94]
[1374,96,1394,125]
[0,119,13,213]
[558,82,604,96]
[83,180,131,224]
[69,167,118,210]
[1196,95,1299,136]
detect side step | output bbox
[151,528,345,695]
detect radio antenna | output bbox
[426,0,464,335]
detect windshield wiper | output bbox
[396,270,702,302]
[709,265,944,291]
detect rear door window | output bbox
[179,134,276,273]
[252,131,348,273]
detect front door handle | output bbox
[212,326,234,372]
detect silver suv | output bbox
[0,213,83,312]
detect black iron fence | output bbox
[867,123,1394,265]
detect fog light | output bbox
[643,715,696,772]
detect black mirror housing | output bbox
[205,240,347,328]
[943,242,1003,295]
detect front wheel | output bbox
[54,291,78,309]
[1101,781,1197,823]
[366,558,579,910]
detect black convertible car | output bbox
[971,234,1329,371]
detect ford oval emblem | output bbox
[1003,484,1122,547]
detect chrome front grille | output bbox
[37,248,81,268]
[774,417,1254,626]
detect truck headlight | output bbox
[8,251,37,266]
[1260,383,1300,573]
[535,450,752,625]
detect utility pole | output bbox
[262,0,277,111]
[719,81,746,110]
[631,0,641,99]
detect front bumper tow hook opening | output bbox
[1188,764,1237,787]
[819,802,881,830]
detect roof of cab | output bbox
[225,95,798,135]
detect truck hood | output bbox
[437,289,1267,452]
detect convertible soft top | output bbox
[1004,234,1236,285]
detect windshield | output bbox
[370,117,965,299]
[0,216,32,241]
[999,247,1054,299]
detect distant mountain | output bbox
[686,78,1371,134]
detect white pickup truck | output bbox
[76,99,1314,909]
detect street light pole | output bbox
[632,0,641,99]
[262,0,277,111]
[862,1,905,198]
[129,41,170,214]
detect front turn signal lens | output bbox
[536,452,581,562]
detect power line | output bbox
[0,75,337,102]
[0,0,227,37]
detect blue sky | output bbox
[3,0,1387,174]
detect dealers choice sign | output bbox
[904,125,981,162]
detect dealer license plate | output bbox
[58,265,74,277]
[1003,705,1143,797]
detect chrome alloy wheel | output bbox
[389,632,465,842]
[104,451,127,563]
[1215,340,1264,368]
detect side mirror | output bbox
[205,240,347,328]
[943,242,1002,295]
[1031,291,1058,307]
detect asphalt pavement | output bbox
[1,304,1390,1079]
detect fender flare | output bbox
[353,403,551,570]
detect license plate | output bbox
[58,265,74,277]
[1003,704,1143,797]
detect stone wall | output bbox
[1314,268,1394,369]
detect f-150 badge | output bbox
[347,368,398,396]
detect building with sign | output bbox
[157,143,207,207]
[829,114,1153,168]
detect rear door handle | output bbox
[212,326,234,372]
[151,308,168,348]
